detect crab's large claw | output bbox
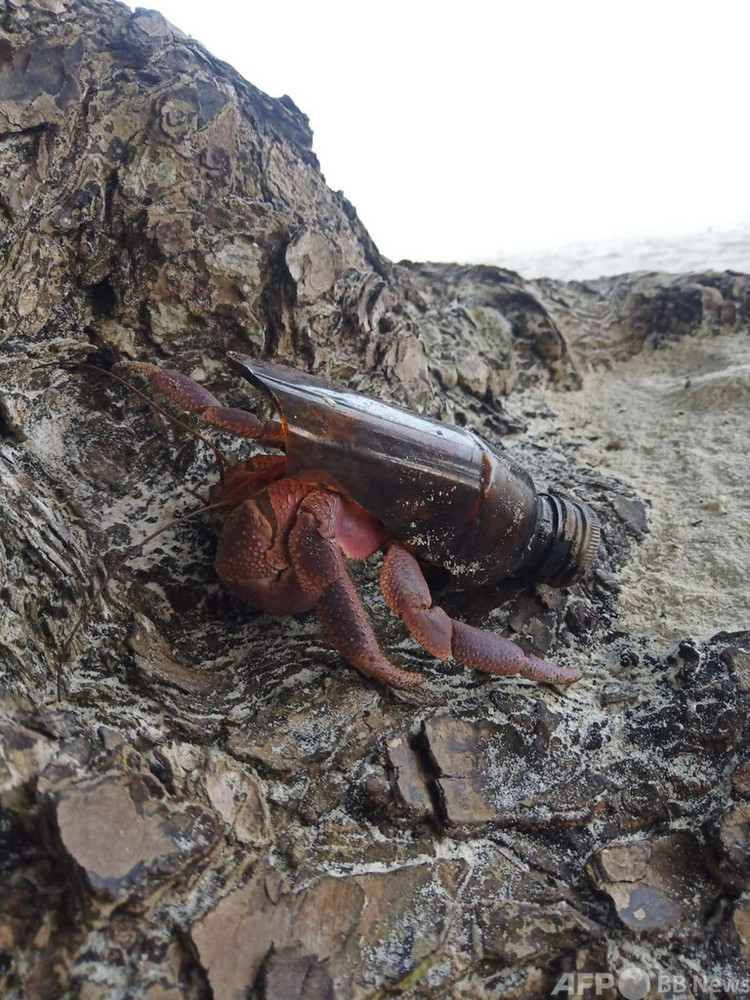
[380,545,582,685]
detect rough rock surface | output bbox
[1,3,749,998]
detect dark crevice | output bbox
[0,394,25,441]
[260,242,298,360]
[80,338,119,372]
[410,723,448,825]
[0,122,51,143]
[103,168,119,226]
[87,277,117,319]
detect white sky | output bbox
[126,0,750,263]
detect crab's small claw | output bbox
[131,363,285,446]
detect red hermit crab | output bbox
[131,356,600,689]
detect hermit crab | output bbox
[131,356,599,689]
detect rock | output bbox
[127,616,227,697]
[256,947,334,1000]
[611,495,648,537]
[413,712,608,829]
[479,900,603,965]
[720,639,750,692]
[227,675,380,775]
[731,761,750,799]
[718,901,750,962]
[598,681,641,707]
[286,230,353,307]
[564,597,597,636]
[385,731,434,823]
[1,0,750,995]
[713,801,750,889]
[590,832,720,935]
[54,771,221,903]
[202,751,273,846]
[191,860,464,999]
[0,719,57,805]
[153,743,273,845]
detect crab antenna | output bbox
[70,362,232,481]
[57,496,237,699]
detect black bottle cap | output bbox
[518,491,600,587]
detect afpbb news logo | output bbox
[551,967,649,998]
[551,965,750,998]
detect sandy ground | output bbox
[521,331,749,648]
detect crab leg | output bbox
[288,492,425,689]
[380,545,581,685]
[132,363,285,446]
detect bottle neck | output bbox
[515,492,600,587]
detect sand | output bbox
[522,331,749,647]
